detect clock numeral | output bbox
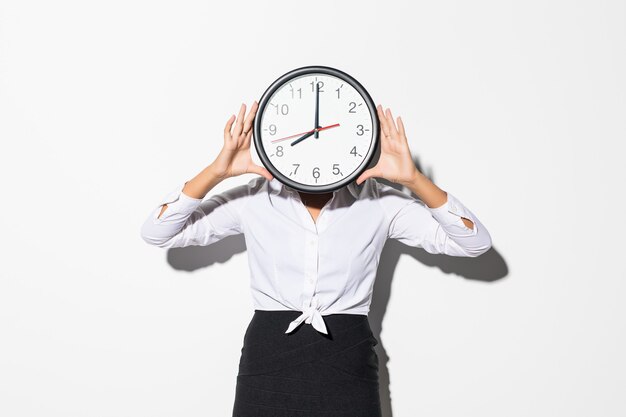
[271,103,289,115]
[310,80,324,93]
[356,124,370,136]
[348,102,357,113]
[289,84,302,99]
[312,166,320,179]
[292,163,300,175]
[350,146,362,157]
[268,124,277,135]
[336,84,343,99]
[276,145,284,157]
[332,163,342,176]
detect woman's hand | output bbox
[210,101,274,182]
[355,105,421,186]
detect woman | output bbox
[141,101,492,417]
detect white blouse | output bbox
[140,176,492,335]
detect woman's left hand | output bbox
[355,105,421,186]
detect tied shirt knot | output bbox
[284,296,328,335]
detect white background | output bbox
[1,0,624,416]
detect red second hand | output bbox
[270,123,340,143]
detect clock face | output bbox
[253,66,379,193]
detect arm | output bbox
[157,163,223,220]
[140,169,256,248]
[140,100,273,248]
[358,104,492,256]
[403,171,475,230]
[377,179,492,257]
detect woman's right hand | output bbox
[209,101,274,182]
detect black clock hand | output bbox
[290,129,316,146]
[314,82,320,138]
[272,123,341,144]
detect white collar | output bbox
[268,177,361,199]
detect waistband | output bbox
[253,309,368,334]
[238,310,374,376]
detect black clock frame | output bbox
[253,65,380,194]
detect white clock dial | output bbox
[257,71,376,189]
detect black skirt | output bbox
[232,309,382,417]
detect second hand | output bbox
[270,123,341,144]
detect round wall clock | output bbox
[253,65,379,194]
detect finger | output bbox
[377,124,389,153]
[356,166,381,186]
[385,108,399,138]
[243,127,253,146]
[377,104,391,138]
[232,103,246,137]
[356,167,376,185]
[242,100,258,135]
[224,114,236,139]
[396,116,406,138]
[248,163,274,181]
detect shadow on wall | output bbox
[164,156,508,417]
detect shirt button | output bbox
[308,278,314,284]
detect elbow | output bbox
[140,222,175,248]
[140,233,170,248]
[465,232,492,257]
[467,245,491,258]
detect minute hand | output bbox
[314,82,320,138]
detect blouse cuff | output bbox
[154,181,203,220]
[426,192,478,236]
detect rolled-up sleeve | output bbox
[376,181,492,257]
[140,179,253,249]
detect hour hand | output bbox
[291,129,315,146]
[314,82,320,138]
